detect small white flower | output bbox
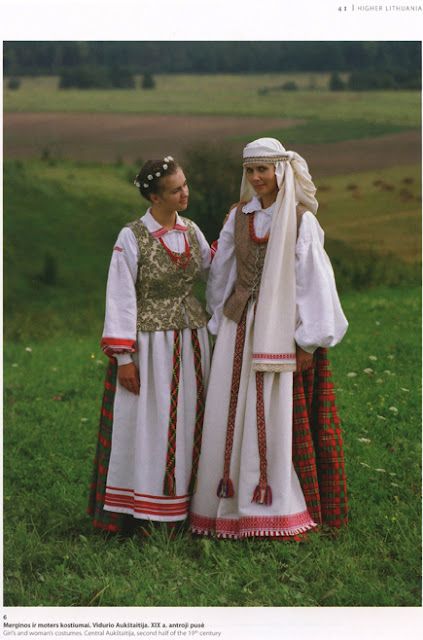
[363,368,373,374]
[143,183,149,188]
[163,163,168,170]
[369,355,378,361]
[387,354,395,360]
[384,370,394,376]
[134,179,140,187]
[25,347,32,352]
[389,472,397,477]
[12,363,18,368]
[147,174,153,180]
[375,321,381,326]
[347,372,357,378]
[80,418,88,423]
[155,172,161,177]
[388,406,398,414]
[375,468,386,473]
[167,155,174,161]
[376,378,383,384]
[400,387,409,392]
[377,415,387,421]
[390,482,400,488]
[358,437,371,443]
[360,462,371,467]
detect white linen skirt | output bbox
[190,301,316,538]
[104,327,210,522]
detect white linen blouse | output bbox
[207,197,348,353]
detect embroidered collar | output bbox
[242,196,275,216]
[142,209,188,238]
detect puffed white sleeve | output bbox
[295,212,348,353]
[206,207,237,335]
[192,221,213,276]
[101,227,139,358]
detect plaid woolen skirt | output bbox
[88,348,347,534]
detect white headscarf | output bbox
[241,138,318,372]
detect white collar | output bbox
[142,209,188,237]
[242,196,275,215]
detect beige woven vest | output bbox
[127,217,208,332]
[223,202,306,324]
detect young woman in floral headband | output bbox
[89,156,212,534]
[190,138,348,540]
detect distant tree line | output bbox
[4,41,421,77]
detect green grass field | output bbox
[4,285,421,606]
[3,156,421,606]
[4,74,421,130]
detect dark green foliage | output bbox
[329,72,345,91]
[59,65,135,90]
[281,81,298,90]
[7,76,21,90]
[348,69,421,91]
[59,66,112,89]
[108,66,136,89]
[141,72,156,89]
[183,144,240,242]
[3,42,421,77]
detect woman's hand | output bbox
[118,362,140,395]
[296,345,314,372]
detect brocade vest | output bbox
[127,217,208,332]
[223,202,306,324]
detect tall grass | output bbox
[3,285,421,606]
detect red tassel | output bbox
[217,478,235,498]
[252,484,272,505]
[163,474,176,497]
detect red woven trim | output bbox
[105,504,189,517]
[106,486,189,499]
[220,308,247,490]
[253,352,296,360]
[190,510,316,538]
[101,337,136,347]
[101,337,137,357]
[163,330,181,496]
[113,246,123,252]
[105,494,190,515]
[188,329,205,494]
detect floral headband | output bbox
[134,156,174,189]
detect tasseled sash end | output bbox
[252,484,273,505]
[163,474,176,497]
[217,478,235,498]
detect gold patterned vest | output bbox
[127,217,208,332]
[223,202,306,324]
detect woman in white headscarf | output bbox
[190,138,348,540]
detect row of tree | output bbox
[4,41,421,76]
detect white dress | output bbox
[101,210,212,522]
[190,197,348,538]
